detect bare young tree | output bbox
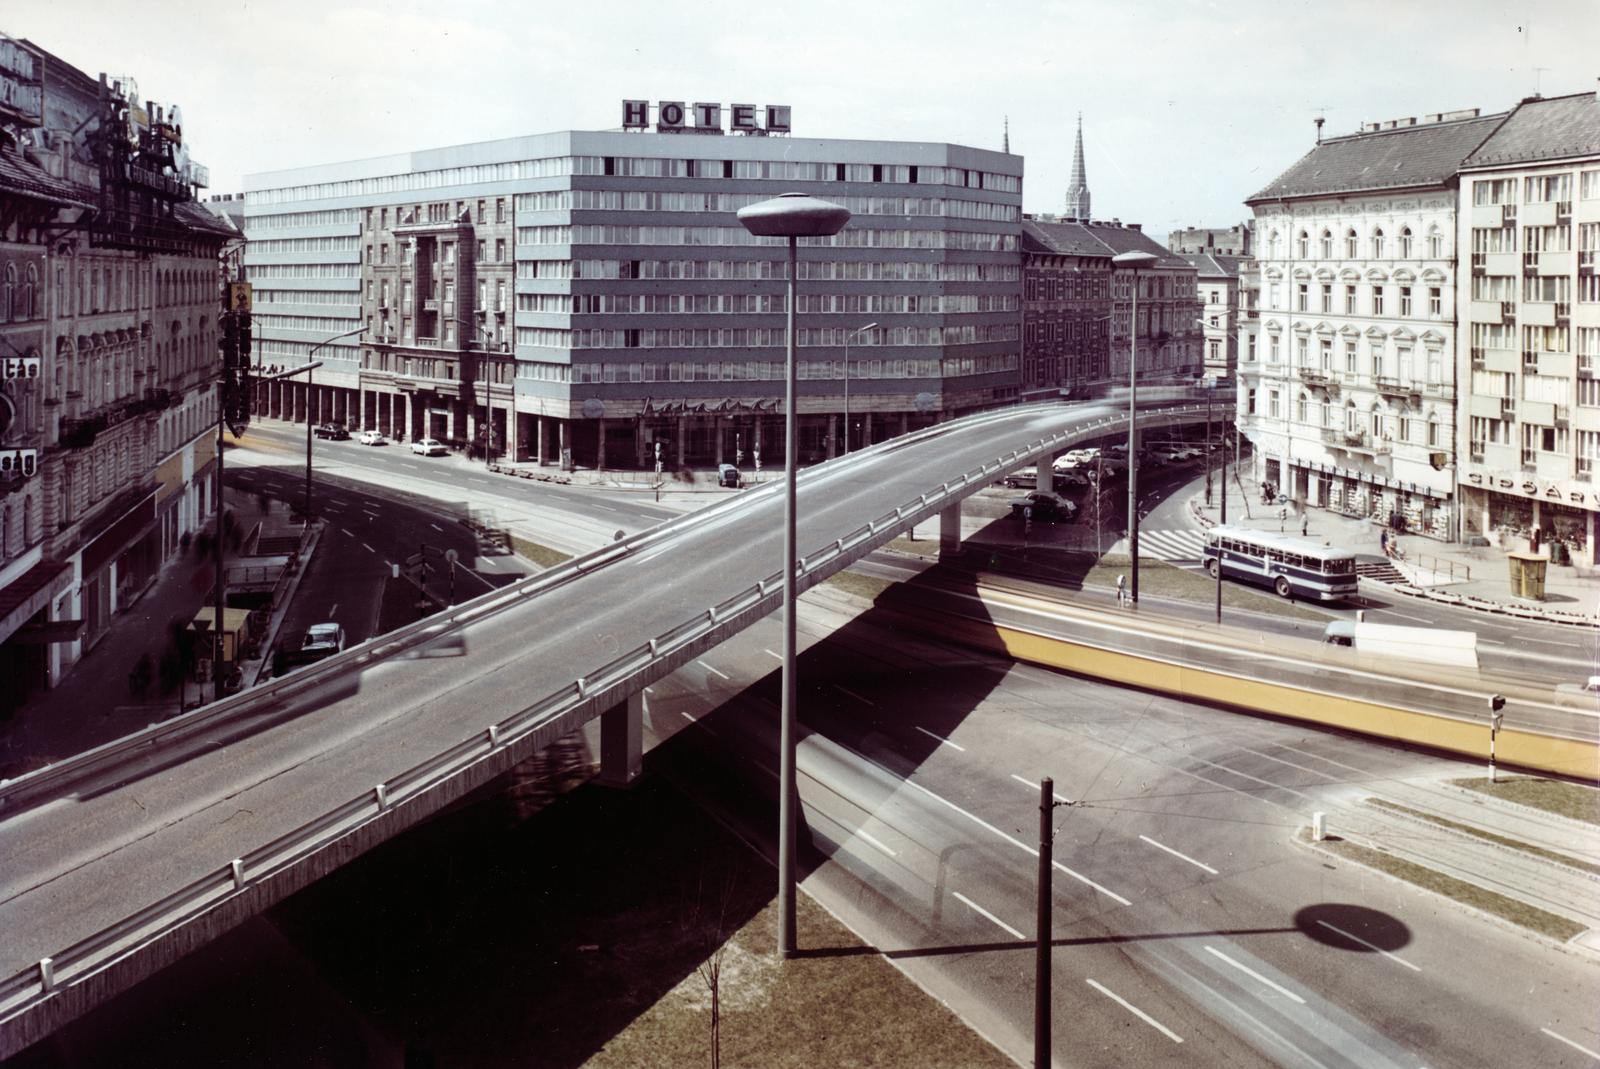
[692,865,738,1069]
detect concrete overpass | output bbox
[0,394,1218,1055]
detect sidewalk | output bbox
[1188,464,1599,622]
[0,491,281,772]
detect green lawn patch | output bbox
[1367,797,1600,877]
[1448,776,1600,826]
[509,533,573,569]
[1308,830,1587,942]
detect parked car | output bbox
[1010,490,1077,523]
[411,437,449,456]
[1002,466,1038,489]
[301,622,346,661]
[313,422,349,440]
[717,462,742,488]
[1554,677,1600,710]
[356,429,387,446]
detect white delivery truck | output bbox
[1322,620,1479,670]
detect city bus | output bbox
[1202,524,1359,601]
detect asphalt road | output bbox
[242,420,680,530]
[226,459,532,663]
[647,591,1600,1069]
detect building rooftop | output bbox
[1181,251,1251,278]
[1246,112,1506,203]
[0,137,91,209]
[1461,91,1600,168]
[1022,217,1190,268]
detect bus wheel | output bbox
[1205,558,1219,577]
[1274,576,1292,598]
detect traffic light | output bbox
[237,307,252,360]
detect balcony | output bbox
[1321,428,1391,456]
[1371,375,1414,399]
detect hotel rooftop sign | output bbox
[622,100,790,136]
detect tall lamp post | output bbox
[300,325,367,522]
[737,192,852,960]
[1112,251,1157,606]
[842,321,877,454]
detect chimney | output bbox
[1314,116,1325,143]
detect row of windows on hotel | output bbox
[514,225,1018,251]
[1470,222,1600,253]
[1473,370,1600,408]
[1472,171,1600,205]
[1471,323,1597,354]
[518,293,1020,315]
[514,190,1019,221]
[513,323,1021,349]
[516,259,1021,282]
[245,156,1022,206]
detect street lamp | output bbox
[737,192,852,959]
[457,316,502,469]
[1112,250,1158,606]
[300,325,368,523]
[843,321,877,454]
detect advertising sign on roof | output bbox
[0,35,41,126]
[622,99,791,135]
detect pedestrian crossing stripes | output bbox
[1133,528,1206,562]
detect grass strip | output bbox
[822,570,894,602]
[583,891,1015,1069]
[509,533,573,569]
[1309,830,1587,942]
[1367,797,1600,877]
[1448,776,1600,826]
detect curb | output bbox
[247,522,323,687]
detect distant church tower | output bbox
[1065,113,1090,221]
[1003,115,1010,154]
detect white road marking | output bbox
[1010,773,1072,804]
[952,892,1024,939]
[914,725,965,752]
[764,648,782,661]
[1375,609,1429,624]
[329,603,339,617]
[1203,946,1305,1004]
[1314,920,1420,972]
[835,685,875,706]
[697,659,730,680]
[340,527,355,537]
[854,827,898,858]
[430,523,443,532]
[903,779,1130,906]
[1542,1027,1600,1061]
[592,504,618,513]
[1086,979,1184,1043]
[1138,835,1218,875]
[361,543,376,554]
[1530,637,1586,649]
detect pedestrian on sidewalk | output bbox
[1301,515,1309,537]
[1116,573,1126,607]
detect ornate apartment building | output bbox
[1456,90,1600,567]
[0,37,231,712]
[1239,108,1501,539]
[1179,250,1252,380]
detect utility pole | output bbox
[1035,777,1070,1068]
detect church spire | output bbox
[1065,112,1090,221]
[1003,115,1010,154]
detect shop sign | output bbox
[641,396,780,416]
[1466,468,1588,507]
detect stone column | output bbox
[598,690,644,788]
[535,416,546,465]
[939,501,963,561]
[558,421,567,468]
[714,415,724,465]
[675,416,686,468]
[635,417,647,468]
[825,414,837,459]
[597,418,607,471]
[1036,457,1055,494]
[862,412,872,447]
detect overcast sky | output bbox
[8,0,1599,239]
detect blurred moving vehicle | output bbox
[1205,524,1358,601]
[411,437,449,456]
[1554,677,1600,710]
[357,430,387,446]
[300,622,346,661]
[313,423,349,440]
[1010,490,1077,522]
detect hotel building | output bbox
[243,111,1023,468]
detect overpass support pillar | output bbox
[939,501,963,561]
[599,690,644,788]
[1035,458,1055,494]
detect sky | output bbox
[7,0,1599,240]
